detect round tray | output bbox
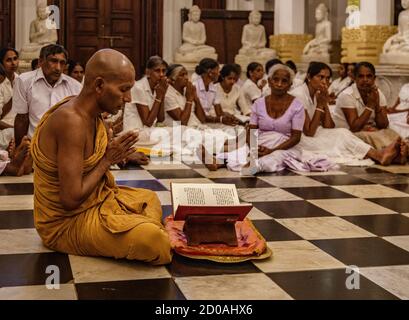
[176,247,272,264]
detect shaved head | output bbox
[84,49,135,86]
[82,49,136,115]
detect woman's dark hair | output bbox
[146,56,168,70]
[0,47,19,65]
[265,59,283,74]
[285,60,297,74]
[0,63,6,77]
[31,58,39,71]
[354,61,376,77]
[218,64,238,82]
[247,62,263,79]
[68,60,84,75]
[232,63,242,75]
[306,61,333,83]
[195,58,219,76]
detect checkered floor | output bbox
[1,160,409,300]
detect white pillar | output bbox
[360,0,393,26]
[274,0,305,34]
[15,0,37,52]
[226,0,264,11]
[163,0,193,64]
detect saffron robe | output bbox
[31,100,172,265]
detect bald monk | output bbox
[31,49,172,265]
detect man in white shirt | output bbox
[12,44,82,145]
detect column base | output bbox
[341,25,397,65]
[270,34,313,63]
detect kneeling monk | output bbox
[31,49,172,265]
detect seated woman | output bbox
[329,63,353,99]
[387,83,409,140]
[193,59,239,127]
[291,62,402,166]
[0,48,19,149]
[164,64,238,158]
[214,64,244,124]
[333,62,405,163]
[238,63,265,116]
[216,64,334,175]
[67,61,85,84]
[122,56,171,164]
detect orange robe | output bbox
[31,101,172,265]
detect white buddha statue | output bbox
[20,0,58,63]
[302,3,332,63]
[235,10,277,70]
[380,0,409,65]
[174,5,218,65]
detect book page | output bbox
[171,184,241,209]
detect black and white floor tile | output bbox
[1,161,409,300]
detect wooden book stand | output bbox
[183,214,240,247]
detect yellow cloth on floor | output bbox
[31,101,172,265]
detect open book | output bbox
[171,183,253,221]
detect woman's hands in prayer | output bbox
[155,78,169,100]
[104,130,139,165]
[366,86,380,111]
[186,82,196,102]
[316,86,330,108]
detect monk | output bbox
[31,49,172,265]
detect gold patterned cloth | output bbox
[31,100,172,265]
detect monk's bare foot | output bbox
[126,152,150,166]
[379,139,401,166]
[7,139,16,159]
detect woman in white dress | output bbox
[387,83,409,139]
[238,62,265,116]
[164,64,237,159]
[122,56,171,165]
[193,59,238,127]
[214,64,244,124]
[290,62,400,166]
[0,48,19,150]
[329,63,353,99]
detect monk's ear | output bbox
[95,77,105,93]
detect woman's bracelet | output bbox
[155,98,162,104]
[186,101,193,105]
[316,108,325,113]
[365,107,374,113]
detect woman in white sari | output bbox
[164,64,238,159]
[290,62,400,166]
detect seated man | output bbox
[333,62,405,162]
[31,49,172,265]
[13,44,82,146]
